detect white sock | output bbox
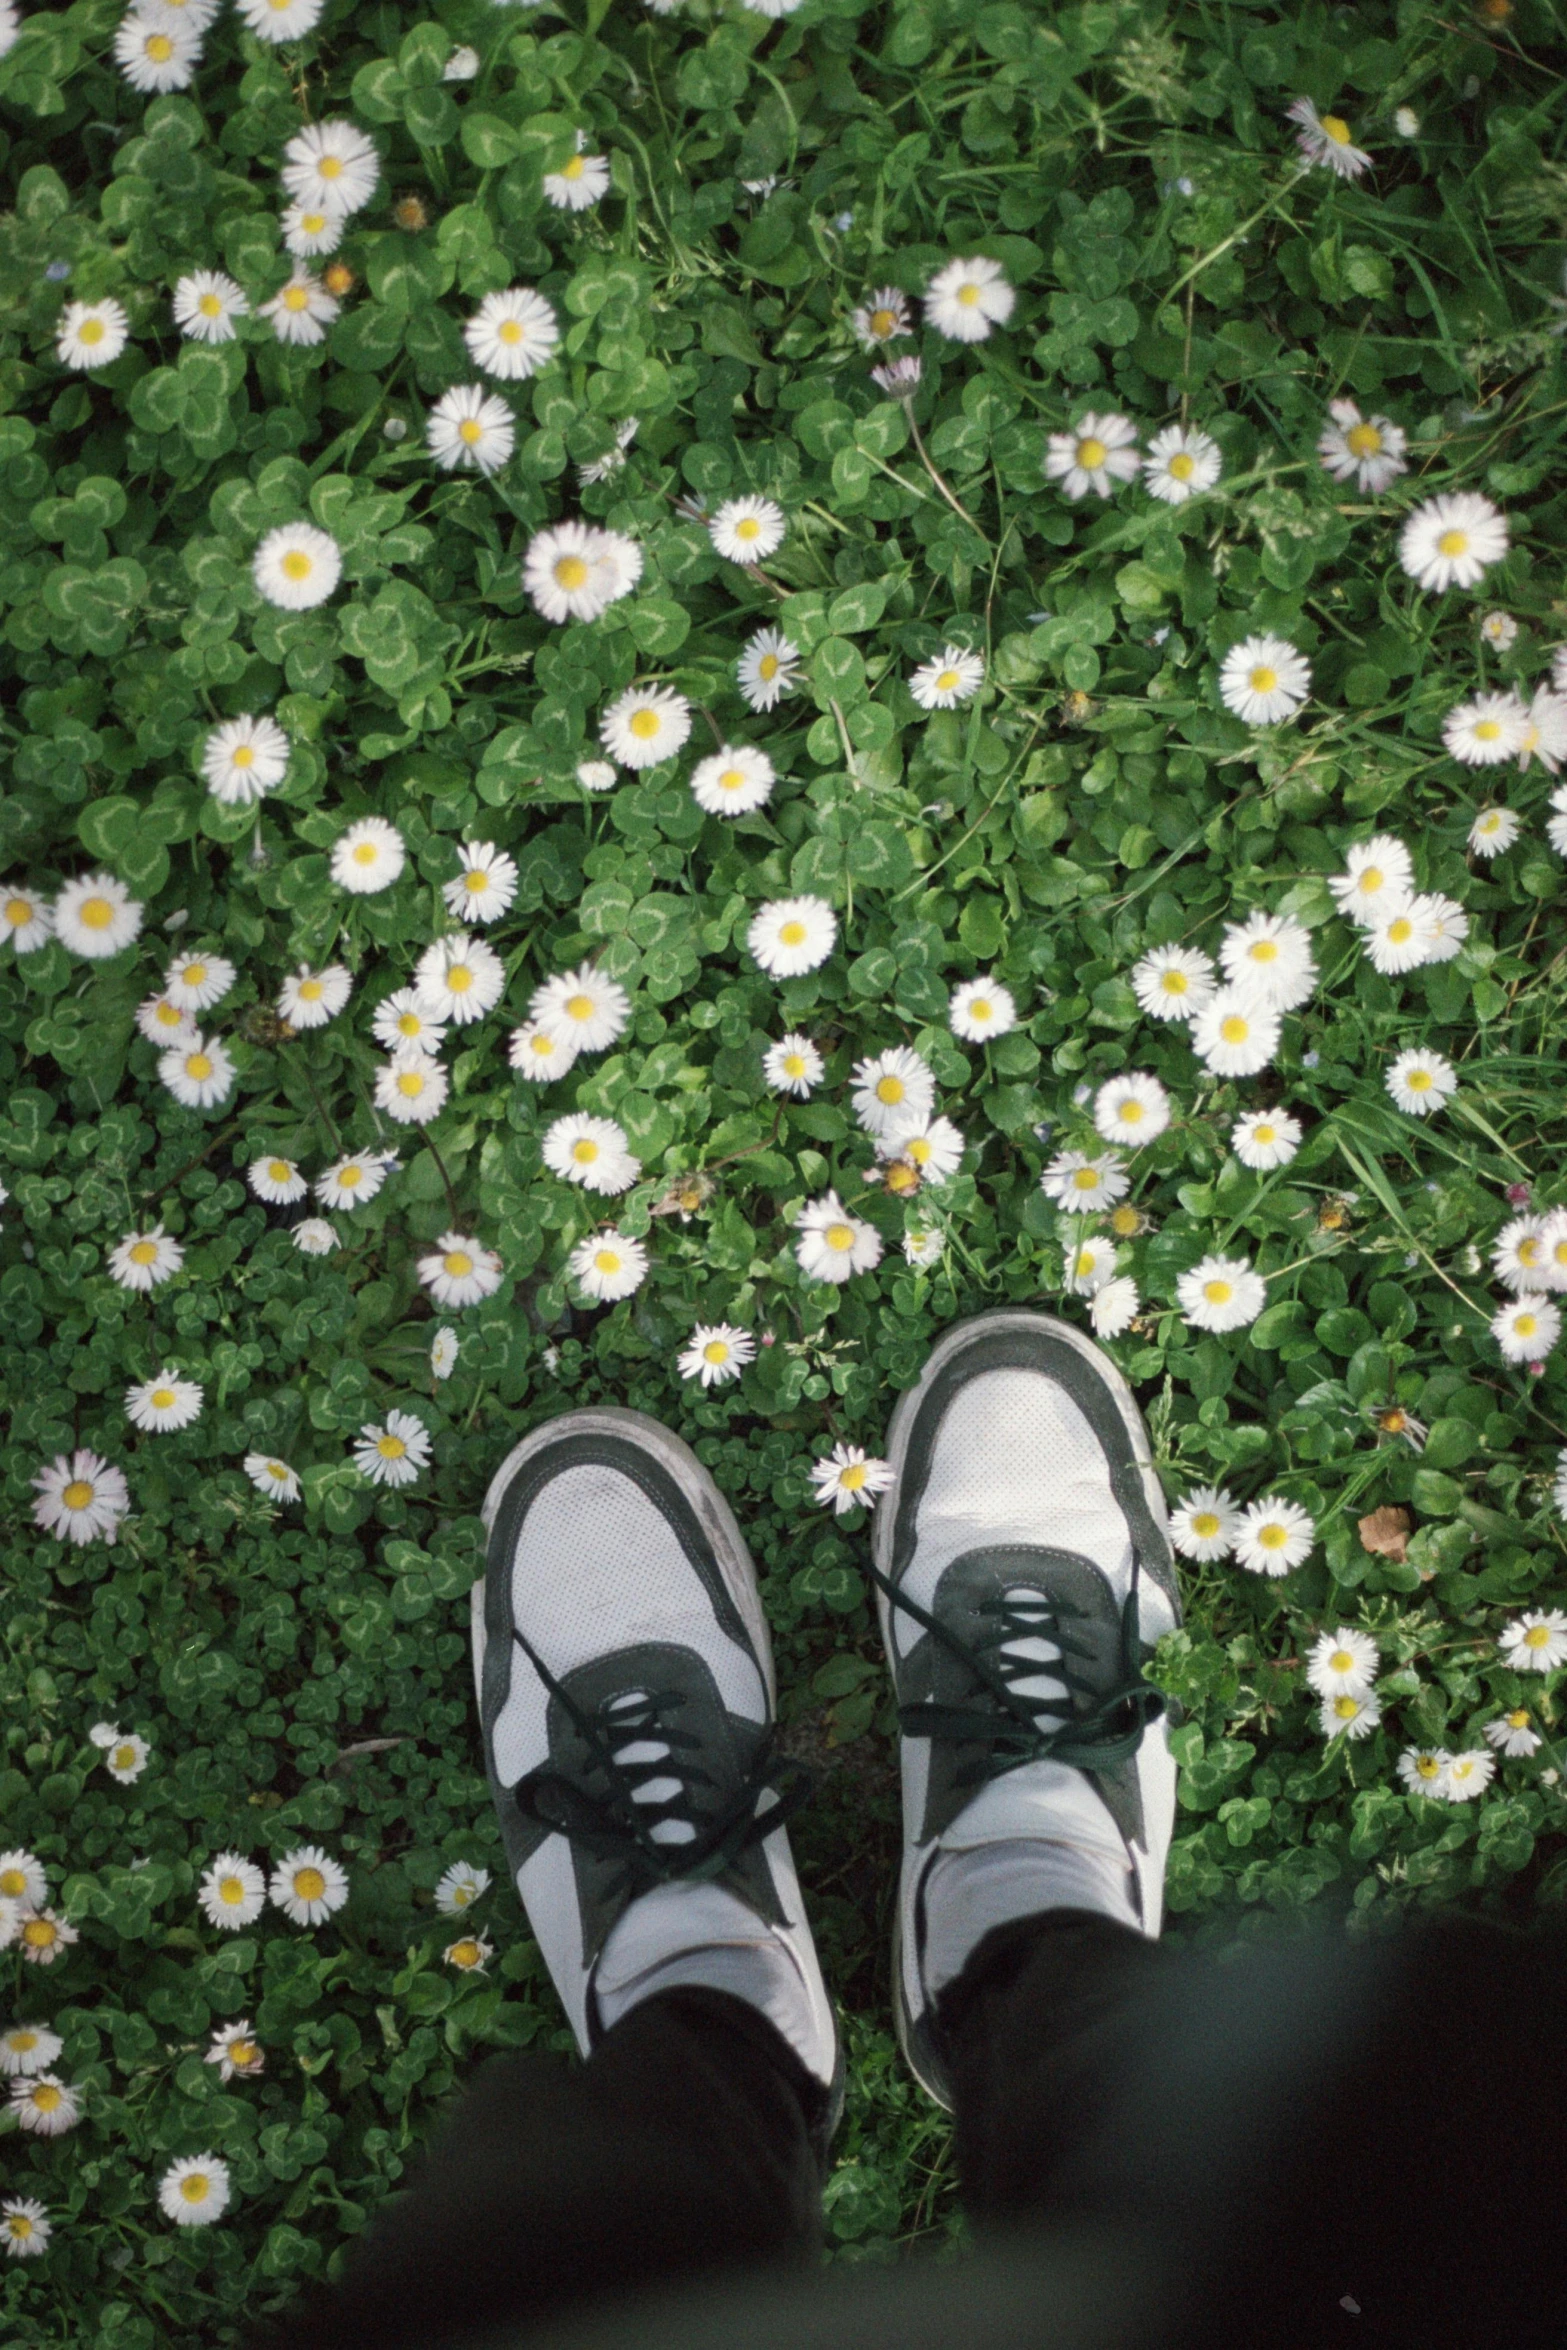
[922,1836,1139,1997]
[594,1880,817,2067]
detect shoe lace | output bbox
[869,1559,1164,1793]
[508,1627,812,1899]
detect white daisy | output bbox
[1499,1608,1567,1672]
[0,1854,48,1910]
[542,1114,640,1196]
[737,625,800,712]
[126,1372,203,1433]
[417,1233,503,1309]
[1044,412,1140,500]
[1518,688,1567,775]
[871,354,922,399]
[529,965,630,1054]
[810,1444,895,1516]
[116,13,202,92]
[1398,1746,1453,1798]
[253,522,342,611]
[440,841,518,928]
[599,683,691,769]
[1444,692,1529,767]
[1231,1108,1301,1170]
[1316,398,1407,494]
[197,1852,267,1930]
[1220,912,1317,1011]
[136,994,195,1046]
[280,963,353,1031]
[0,2022,62,2076]
[2,2197,51,2259]
[443,43,480,77]
[163,951,234,1014]
[56,299,130,371]
[1233,1495,1315,1576]
[430,1328,459,1381]
[948,976,1017,1041]
[747,895,837,978]
[852,1046,935,1138]
[331,816,405,895]
[374,1053,449,1126]
[158,1032,234,1110]
[55,872,142,959]
[1493,1217,1549,1292]
[1479,610,1518,650]
[1040,1151,1129,1215]
[1386,1048,1457,1117]
[1485,1708,1542,1759]
[372,990,448,1054]
[1191,990,1281,1079]
[244,1454,301,1502]
[924,255,1015,343]
[709,496,786,565]
[108,1227,183,1293]
[523,520,642,625]
[576,758,617,792]
[1408,893,1468,963]
[1218,635,1311,725]
[1169,1485,1239,1562]
[677,1324,756,1387]
[104,1731,150,1784]
[1286,96,1371,179]
[576,415,639,488]
[434,1861,491,1916]
[1130,944,1216,1024]
[1141,423,1221,504]
[1319,1689,1382,1742]
[414,932,506,1025]
[11,2076,80,2136]
[507,1021,580,1083]
[1398,492,1509,593]
[1363,901,1433,977]
[1177,1254,1266,1333]
[543,142,611,211]
[910,646,984,710]
[1090,1276,1140,1339]
[1306,1627,1379,1699]
[201,713,290,805]
[15,1909,77,1966]
[464,286,560,381]
[850,287,911,347]
[690,743,775,817]
[260,270,339,347]
[354,1409,432,1489]
[1445,1750,1496,1801]
[1092,1072,1170,1148]
[1062,1235,1118,1297]
[881,1115,965,1186]
[1329,834,1415,926]
[280,201,343,259]
[427,384,515,476]
[568,1228,648,1302]
[173,270,248,344]
[281,118,379,215]
[904,1226,944,1270]
[764,1033,824,1097]
[88,1723,121,1749]
[206,2020,264,2082]
[1541,1211,1567,1293]
[292,1218,339,1257]
[158,2153,231,2228]
[315,1154,391,1212]
[795,1193,883,1284]
[1492,1296,1560,1365]
[1,884,52,955]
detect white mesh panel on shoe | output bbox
[489,1461,767,1784]
[897,1369,1133,1656]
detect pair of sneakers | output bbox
[472,1310,1180,2126]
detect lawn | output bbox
[4,0,1567,2337]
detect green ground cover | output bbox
[3,0,1567,2339]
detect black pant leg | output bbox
[255,1986,826,2350]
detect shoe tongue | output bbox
[595,1878,773,1993]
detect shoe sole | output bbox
[873,1310,1171,2109]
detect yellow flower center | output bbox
[956,282,981,306]
[186,1053,212,1080]
[783,1054,805,1078]
[22,1919,56,1949]
[779,920,807,946]
[7,2030,37,2051]
[33,2083,62,2111]
[1321,115,1352,143]
[337,1165,362,1188]
[1417,1755,1440,1779]
[7,2217,33,2241]
[150,1389,176,1411]
[228,2039,258,2067]
[1220,1015,1249,1045]
[0,1872,24,1899]
[1437,529,1468,558]
[444,1251,473,1277]
[564,993,594,1021]
[1072,1167,1099,1191]
[554,555,589,590]
[283,286,309,312]
[1110,1205,1140,1236]
[80,896,113,929]
[1253,1124,1276,1146]
[396,1071,426,1098]
[180,2175,211,2204]
[1248,940,1278,965]
[839,1461,868,1490]
[1115,1098,1143,1123]
[572,1139,599,1163]
[113,1743,138,1770]
[281,550,312,581]
[352,841,379,865]
[1168,451,1195,481]
[1344,422,1383,459]
[718,768,745,792]
[450,1937,482,1966]
[1406,1068,1432,1091]
[447,964,472,992]
[875,1075,905,1104]
[1507,1709,1530,1727]
[869,307,896,337]
[5,896,32,926]
[967,998,994,1025]
[79,318,105,346]
[593,1249,621,1275]
[219,1875,246,1904]
[1332,1694,1359,1719]
[1329,1650,1354,1674]
[885,1160,919,1193]
[318,154,343,179]
[1515,1314,1537,1338]
[736,516,761,540]
[199,293,223,318]
[62,1479,94,1510]
[1159,969,1188,996]
[265,1463,289,1483]
[1076,436,1107,469]
[825,1223,856,1252]
[562,155,585,181]
[528,1034,555,1059]
[147,31,174,59]
[1474,720,1500,742]
[935,668,963,694]
[1192,1511,1220,1539]
[1249,665,1278,695]
[703,1340,730,1364]
[628,707,661,739]
[498,318,523,344]
[758,653,779,680]
[1387,917,1413,944]
[130,1240,159,1264]
[302,213,326,235]
[294,1865,327,1899]
[1202,1279,1232,1306]
[1258,1523,1288,1551]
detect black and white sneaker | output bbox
[871,1312,1180,2109]
[473,1407,841,2136]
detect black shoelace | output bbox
[869,1560,1163,1794]
[508,1627,811,1900]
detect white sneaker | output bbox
[472,1407,841,2137]
[871,1312,1180,2108]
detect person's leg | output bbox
[271,1984,825,2350]
[255,1408,840,2350]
